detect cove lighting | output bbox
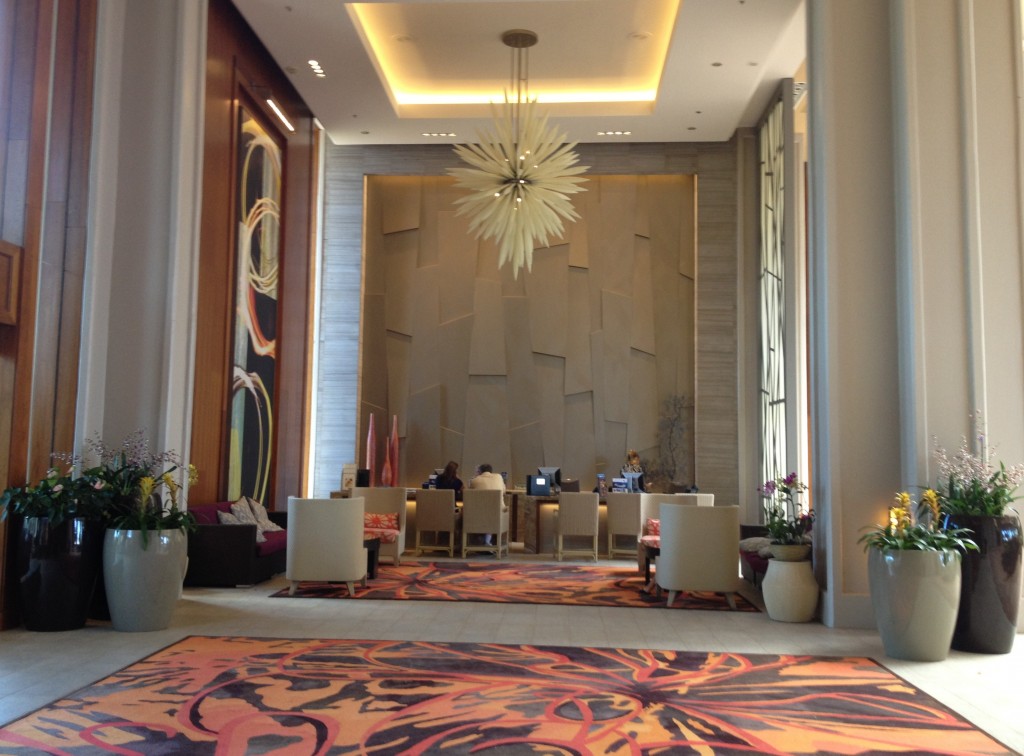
[266,98,295,133]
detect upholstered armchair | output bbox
[654,502,740,609]
[636,493,714,573]
[604,492,642,558]
[285,496,367,596]
[351,487,408,565]
[461,488,509,558]
[415,488,459,557]
[555,492,599,561]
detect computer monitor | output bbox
[538,467,561,490]
[623,471,644,493]
[526,474,551,496]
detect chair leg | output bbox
[461,533,468,559]
[667,589,677,607]
[289,581,299,596]
[346,581,356,596]
[361,575,367,587]
[555,534,562,561]
[725,592,737,610]
[592,536,598,562]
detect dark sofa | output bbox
[184,501,288,587]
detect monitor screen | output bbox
[526,474,551,496]
[538,466,561,488]
[623,471,643,492]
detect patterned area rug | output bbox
[0,635,1010,754]
[272,560,757,611]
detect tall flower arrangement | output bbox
[68,430,197,545]
[758,472,815,545]
[933,425,1024,516]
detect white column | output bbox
[808,0,1024,627]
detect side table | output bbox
[364,537,381,580]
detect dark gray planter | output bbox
[17,516,105,631]
[946,514,1023,654]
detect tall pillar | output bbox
[808,0,1024,627]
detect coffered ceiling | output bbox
[232,0,806,145]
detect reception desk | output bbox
[514,494,610,555]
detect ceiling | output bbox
[231,0,806,146]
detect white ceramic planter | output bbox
[868,548,961,662]
[103,528,187,632]
[761,559,818,622]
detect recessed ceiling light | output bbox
[597,130,632,136]
[308,60,325,77]
[711,62,723,67]
[687,126,697,131]
[393,34,414,43]
[629,31,652,41]
[421,132,456,138]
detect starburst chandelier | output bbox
[448,29,588,278]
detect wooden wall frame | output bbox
[0,241,22,326]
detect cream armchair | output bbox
[654,503,740,609]
[555,492,600,562]
[637,493,714,573]
[605,492,642,558]
[415,488,459,557]
[461,488,509,558]
[351,487,408,565]
[286,496,367,596]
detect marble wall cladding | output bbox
[352,171,707,490]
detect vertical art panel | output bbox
[227,107,281,502]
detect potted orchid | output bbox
[77,430,198,632]
[759,472,815,560]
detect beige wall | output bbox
[317,142,749,512]
[359,175,696,490]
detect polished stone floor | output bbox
[1,555,1022,752]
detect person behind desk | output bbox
[435,461,463,501]
[621,449,647,492]
[468,463,505,545]
[469,463,506,494]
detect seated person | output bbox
[621,449,647,492]
[469,463,506,493]
[434,460,463,501]
[468,463,505,545]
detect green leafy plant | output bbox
[860,489,978,552]
[759,472,815,545]
[0,467,106,526]
[74,430,197,545]
[933,423,1024,516]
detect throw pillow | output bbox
[738,536,771,553]
[217,510,242,525]
[364,511,399,531]
[247,497,283,532]
[643,517,660,537]
[230,498,266,543]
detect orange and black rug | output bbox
[272,560,757,611]
[0,635,1010,754]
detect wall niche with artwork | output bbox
[357,174,696,490]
